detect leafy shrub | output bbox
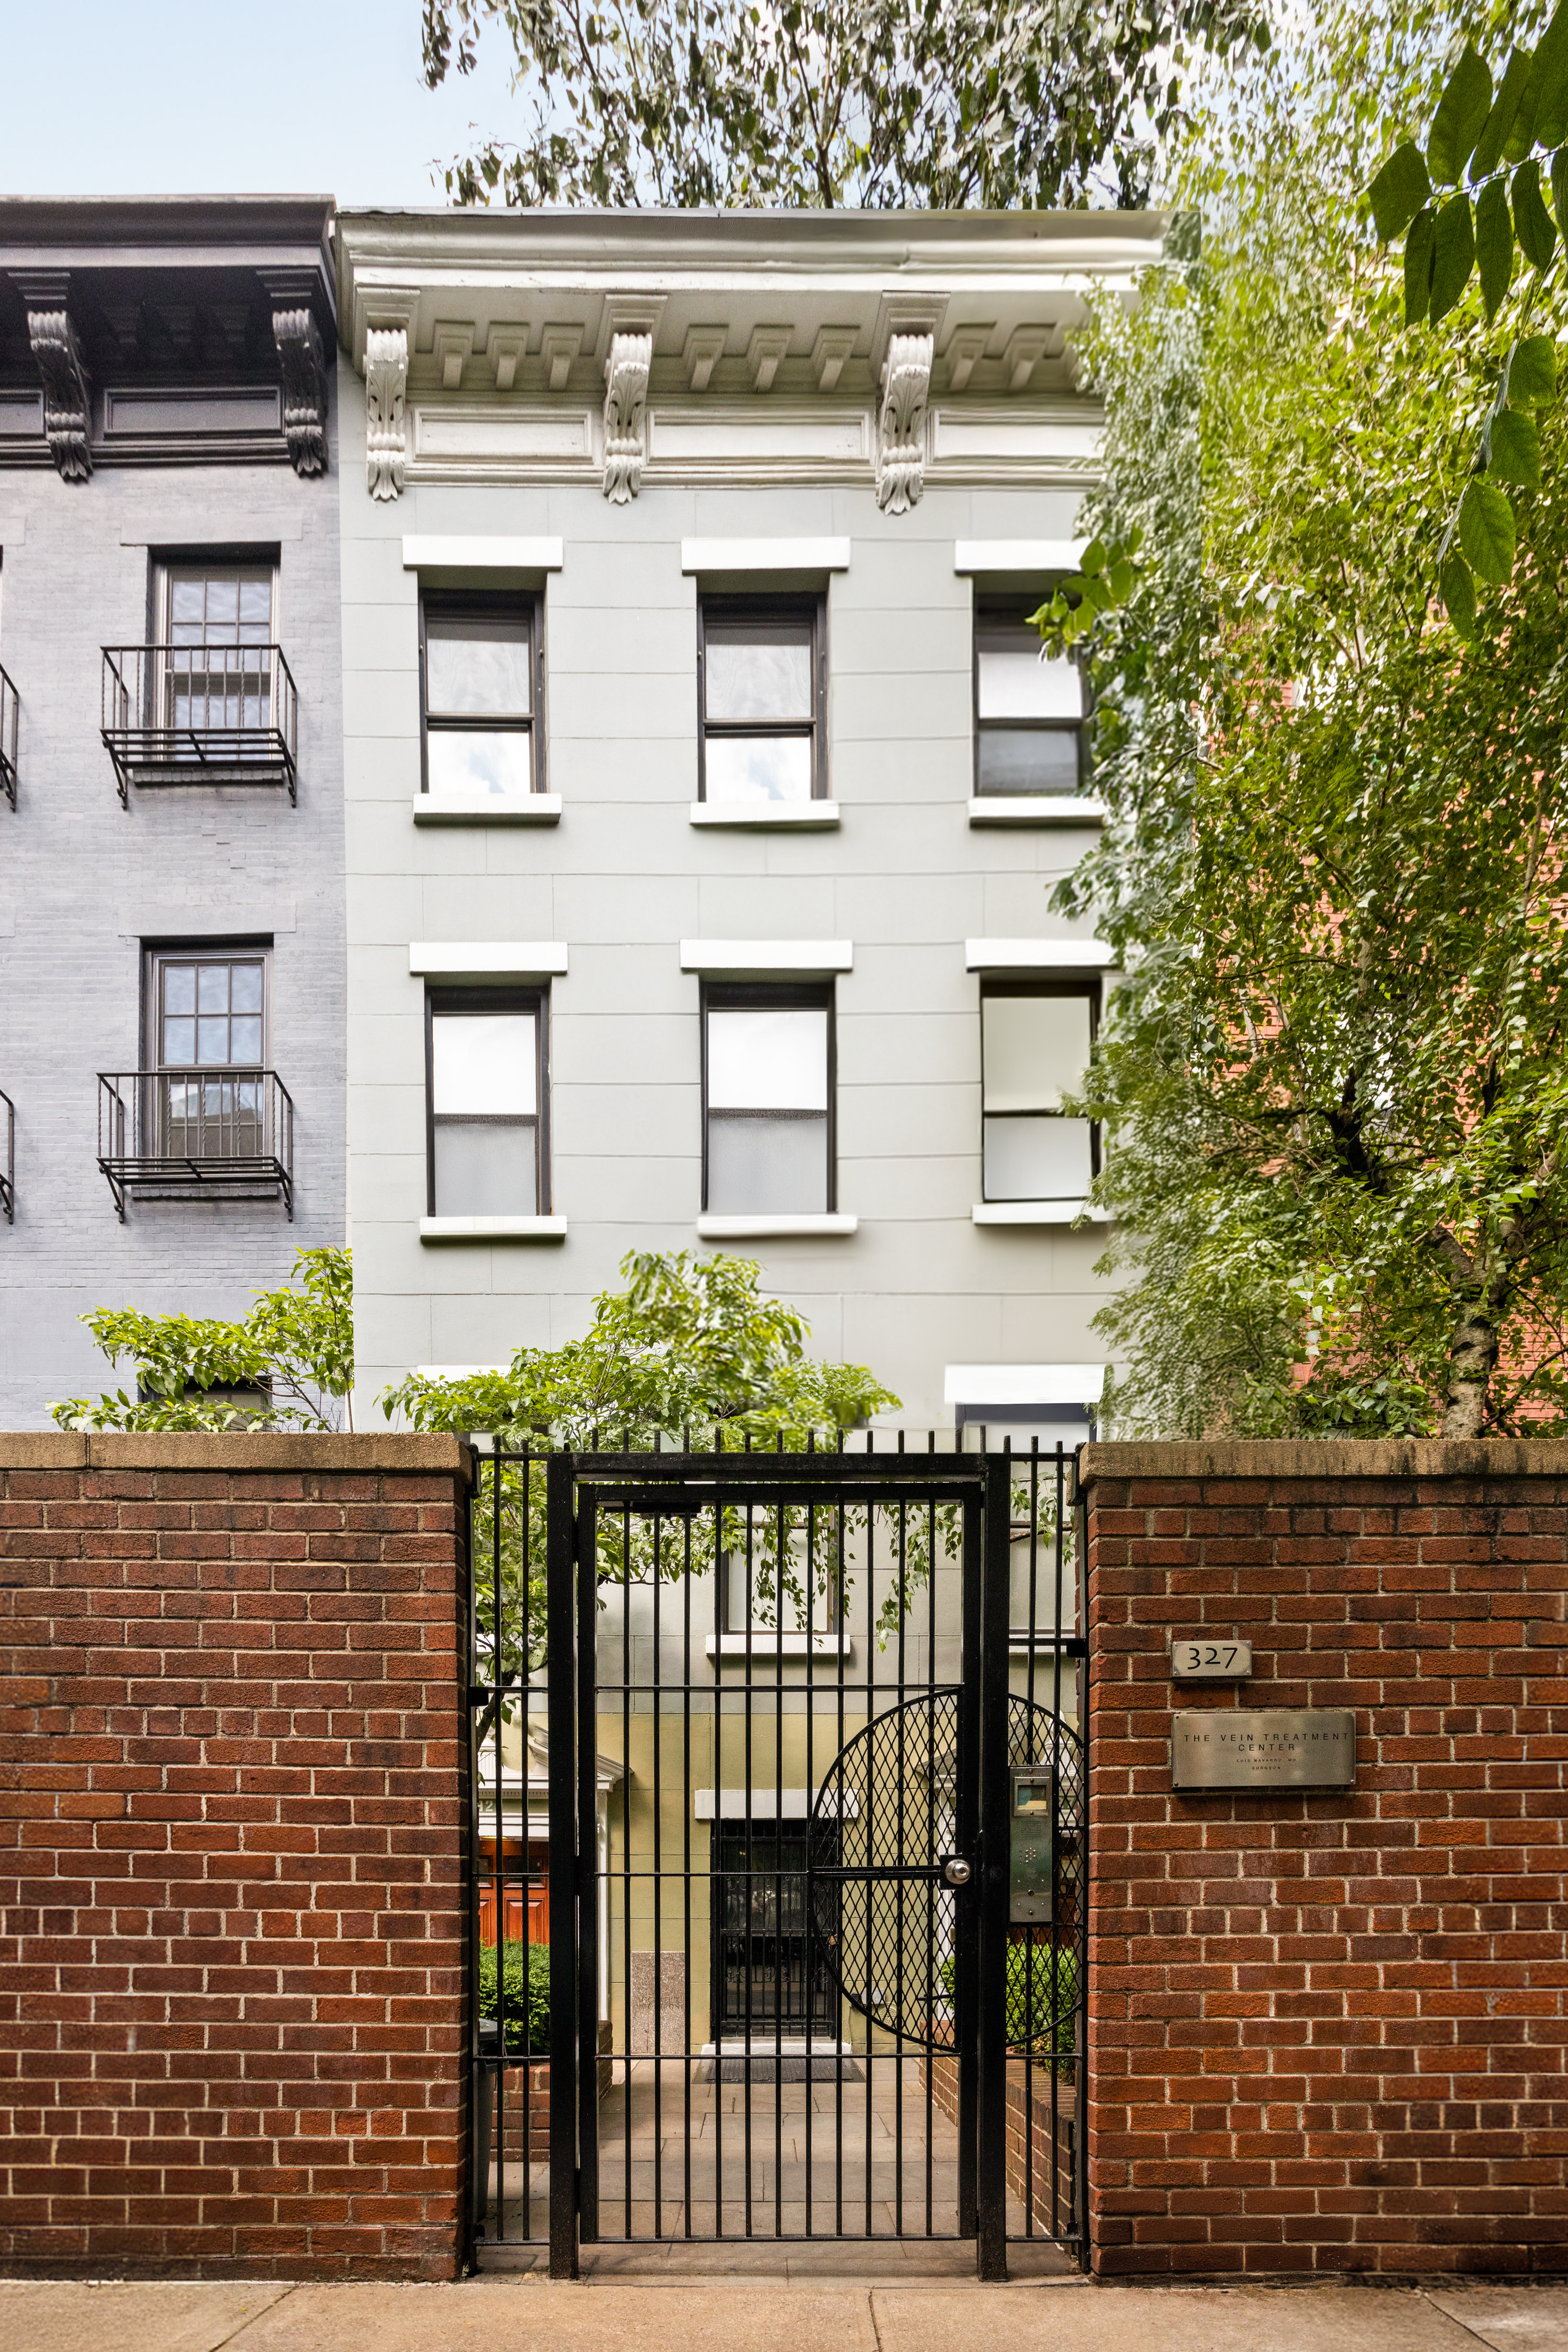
[939,1939,1078,2059]
[479,1939,549,2056]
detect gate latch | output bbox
[1010,1766,1055,1923]
[941,1857,973,1887]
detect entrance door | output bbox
[712,1820,838,2042]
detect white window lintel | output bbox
[965,937,1114,972]
[953,539,1085,576]
[681,939,852,975]
[682,537,851,574]
[409,941,568,980]
[402,535,563,571]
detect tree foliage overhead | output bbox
[1056,0,1568,1443]
[1367,1,1568,626]
[50,1249,355,1434]
[420,0,1270,210]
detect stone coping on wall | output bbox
[1079,1436,1568,1483]
[0,1430,474,1474]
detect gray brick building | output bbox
[0,200,345,1424]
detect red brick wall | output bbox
[1082,1440,1568,2282]
[0,1433,473,2282]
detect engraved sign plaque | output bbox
[1172,1636,1252,1681]
[1172,1708,1356,1791]
[1009,1766,1055,1922]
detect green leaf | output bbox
[1512,157,1558,268]
[1475,179,1514,318]
[1429,194,1476,322]
[1554,145,1568,236]
[1110,557,1135,600]
[1405,204,1437,323]
[1471,47,1534,181]
[1509,333,1558,403]
[1369,139,1432,238]
[1440,551,1477,637]
[1492,407,1542,486]
[1459,476,1516,582]
[1534,0,1568,148]
[1427,43,1492,186]
[1080,538,1107,577]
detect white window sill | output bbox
[968,796,1106,827]
[419,1215,569,1242]
[689,801,840,829]
[703,1634,854,1661]
[697,1213,858,1239]
[972,1202,1110,1226]
[413,792,561,826]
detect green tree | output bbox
[419,0,1268,211]
[51,1248,355,1434]
[388,1249,908,1719]
[1055,0,1568,1442]
[1366,2,1567,626]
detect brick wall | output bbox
[1081,1439,1568,2282]
[0,1433,472,2281]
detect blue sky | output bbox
[0,0,522,207]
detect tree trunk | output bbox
[1440,1296,1501,1439]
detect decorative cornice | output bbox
[602,330,651,504]
[365,325,408,502]
[269,304,329,477]
[13,273,92,483]
[875,331,932,516]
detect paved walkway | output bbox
[2,2277,1566,2352]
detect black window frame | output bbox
[418,588,547,798]
[424,983,551,1218]
[697,592,828,804]
[700,979,836,1215]
[978,977,1100,1204]
[972,593,1089,801]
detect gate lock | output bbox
[1009,1766,1055,1924]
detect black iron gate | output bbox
[469,1437,1086,2280]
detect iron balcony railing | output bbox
[0,1089,13,1223]
[97,1068,294,1220]
[0,664,17,810]
[100,643,298,805]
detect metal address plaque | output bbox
[1171,1708,1357,1791]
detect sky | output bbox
[0,0,522,207]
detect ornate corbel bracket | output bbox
[875,332,933,517]
[13,273,92,483]
[602,331,651,505]
[364,325,409,502]
[263,274,330,478]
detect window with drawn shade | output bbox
[428,999,542,1216]
[421,597,540,798]
[704,990,831,1214]
[981,986,1096,1202]
[699,598,824,806]
[974,611,1086,797]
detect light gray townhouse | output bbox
[335,207,1163,1435]
[0,199,346,1423]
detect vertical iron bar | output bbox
[577,1480,602,2246]
[546,1451,580,2279]
[955,1490,981,2244]
[976,1454,1011,2281]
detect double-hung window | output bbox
[703,986,833,1214]
[698,597,825,807]
[160,561,275,736]
[148,945,268,1159]
[974,603,1086,798]
[420,594,543,798]
[426,990,548,1216]
[981,982,1097,1203]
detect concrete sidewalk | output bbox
[2,2277,1566,2352]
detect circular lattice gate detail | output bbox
[808,1690,1084,2053]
